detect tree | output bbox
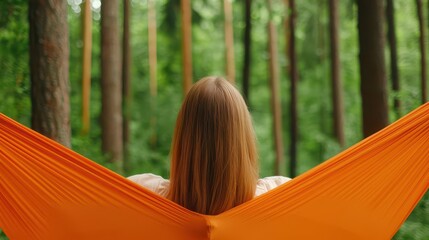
[242,0,252,104]
[357,0,389,137]
[123,0,132,169]
[267,0,285,175]
[81,0,92,135]
[181,0,193,94]
[288,0,298,177]
[29,0,71,147]
[101,0,123,170]
[148,0,157,99]
[386,0,401,116]
[223,0,235,83]
[328,0,345,147]
[416,0,427,103]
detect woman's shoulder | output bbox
[127,173,170,197]
[255,176,291,196]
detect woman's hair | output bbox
[167,76,259,215]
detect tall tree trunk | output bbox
[416,0,427,103]
[181,0,193,94]
[224,0,235,83]
[81,0,92,135]
[288,0,298,178]
[328,0,345,147]
[101,0,123,171]
[267,0,285,176]
[386,0,401,116]
[242,0,252,104]
[357,0,389,137]
[148,0,158,147]
[123,0,131,171]
[29,0,71,147]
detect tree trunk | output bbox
[288,0,298,178]
[148,0,158,147]
[328,0,345,147]
[81,0,92,135]
[242,0,252,105]
[181,0,193,94]
[29,0,71,148]
[416,0,427,103]
[224,0,235,83]
[123,0,131,171]
[267,0,285,176]
[101,0,123,170]
[386,0,401,116]
[357,0,389,137]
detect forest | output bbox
[0,0,428,239]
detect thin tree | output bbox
[181,0,193,94]
[328,0,345,147]
[123,0,131,169]
[101,0,123,171]
[82,0,92,135]
[288,0,298,178]
[416,0,427,103]
[386,0,401,116]
[357,0,389,137]
[149,0,157,99]
[224,0,235,83]
[29,0,71,147]
[242,0,252,104]
[267,0,285,175]
[148,0,158,146]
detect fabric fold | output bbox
[0,103,428,239]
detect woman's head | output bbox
[168,76,259,215]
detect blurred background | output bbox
[0,0,427,238]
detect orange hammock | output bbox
[0,104,428,240]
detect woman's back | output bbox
[133,77,267,215]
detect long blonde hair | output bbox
[167,76,259,215]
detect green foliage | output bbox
[0,2,30,125]
[0,0,427,239]
[0,230,7,240]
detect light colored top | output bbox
[127,173,291,198]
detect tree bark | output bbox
[29,0,71,147]
[267,0,285,176]
[101,0,123,169]
[416,0,427,103]
[242,0,252,105]
[82,0,92,135]
[386,0,401,116]
[328,0,345,147]
[149,0,158,100]
[123,0,132,170]
[181,0,193,94]
[224,0,235,83]
[357,0,389,137]
[288,0,298,178]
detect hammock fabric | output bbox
[0,104,428,240]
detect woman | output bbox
[129,76,289,215]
